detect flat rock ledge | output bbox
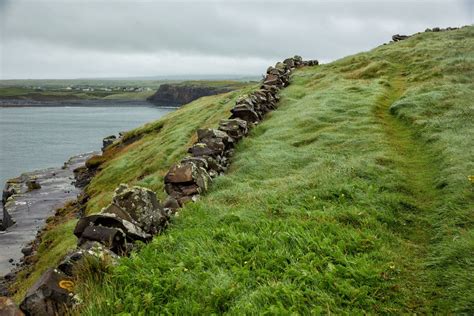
[0,152,97,278]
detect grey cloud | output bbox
[1,0,472,79]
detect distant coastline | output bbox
[0,99,179,108]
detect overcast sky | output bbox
[0,0,472,79]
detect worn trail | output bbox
[374,72,440,311]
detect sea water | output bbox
[0,104,174,186]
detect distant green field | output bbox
[0,79,255,102]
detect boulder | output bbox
[165,162,209,187]
[293,55,303,67]
[112,184,168,235]
[74,211,152,249]
[21,246,33,257]
[180,156,209,170]
[181,156,225,175]
[164,161,211,199]
[263,73,284,87]
[80,226,126,253]
[73,165,94,188]
[102,135,117,151]
[283,58,295,68]
[165,163,194,183]
[218,119,248,140]
[260,84,280,96]
[58,241,119,276]
[236,94,271,116]
[197,128,233,148]
[392,34,409,42]
[20,268,75,316]
[2,207,14,231]
[230,104,261,124]
[0,297,23,316]
[303,59,319,66]
[188,142,225,158]
[2,181,18,205]
[163,196,180,214]
[57,250,84,276]
[26,179,41,191]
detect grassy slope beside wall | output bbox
[85,86,255,214]
[79,26,473,314]
[10,87,254,301]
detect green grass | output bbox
[6,85,253,301]
[85,86,256,215]
[8,86,255,302]
[12,219,78,302]
[17,27,474,313]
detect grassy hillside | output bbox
[84,85,256,215]
[75,26,473,314]
[9,87,255,301]
[14,27,472,313]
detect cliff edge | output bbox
[147,83,238,107]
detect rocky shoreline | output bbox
[0,152,97,281]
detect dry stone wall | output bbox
[17,55,319,315]
[391,26,464,42]
[163,56,318,210]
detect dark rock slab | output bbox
[392,34,409,41]
[19,268,74,316]
[102,135,117,151]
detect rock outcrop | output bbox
[147,83,234,107]
[102,135,117,151]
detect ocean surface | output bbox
[0,104,174,186]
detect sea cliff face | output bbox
[147,83,233,107]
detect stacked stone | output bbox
[392,34,410,42]
[19,184,168,315]
[73,184,168,252]
[17,55,318,315]
[163,55,318,210]
[391,25,464,42]
[302,59,319,66]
